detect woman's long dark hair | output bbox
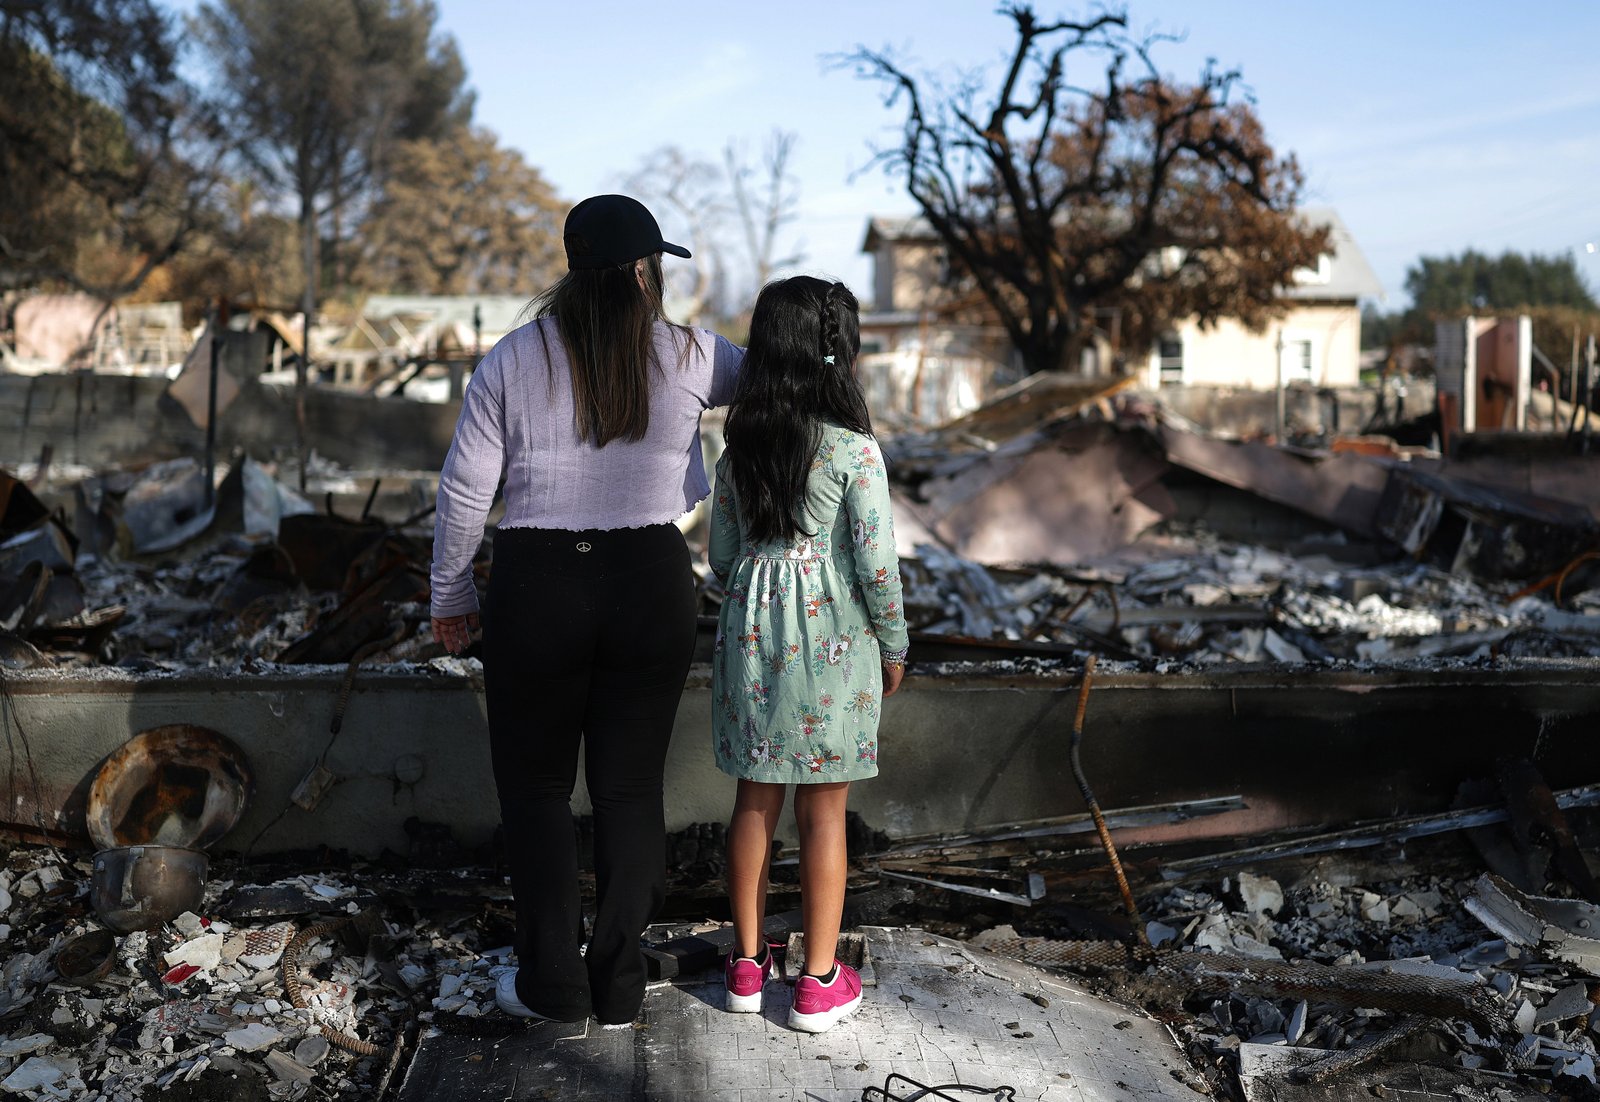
[528,253,686,446]
[724,276,874,544]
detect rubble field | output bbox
[3,799,1598,1101]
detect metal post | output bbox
[1274,329,1286,442]
[1583,334,1597,456]
[204,303,220,509]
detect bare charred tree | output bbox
[844,4,1328,375]
[625,147,731,324]
[725,129,803,293]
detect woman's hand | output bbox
[882,661,904,697]
[431,612,480,655]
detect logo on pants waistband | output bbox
[575,542,592,552]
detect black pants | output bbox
[483,524,696,1023]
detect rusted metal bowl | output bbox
[56,929,118,987]
[90,845,208,933]
[86,725,253,851]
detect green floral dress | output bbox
[709,425,909,784]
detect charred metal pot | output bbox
[90,844,208,933]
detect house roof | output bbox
[359,294,533,336]
[861,216,939,252]
[1284,207,1384,302]
[861,207,1384,302]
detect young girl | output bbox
[708,276,908,1033]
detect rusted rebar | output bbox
[1067,655,1146,946]
[283,917,390,1058]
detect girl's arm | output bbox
[430,352,507,620]
[841,436,910,661]
[708,452,740,581]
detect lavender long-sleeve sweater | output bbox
[429,317,743,618]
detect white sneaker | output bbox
[495,971,556,1021]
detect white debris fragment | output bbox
[264,1049,316,1083]
[1237,872,1284,916]
[1146,921,1178,948]
[164,932,225,971]
[1558,1053,1598,1083]
[224,1022,285,1052]
[0,1033,55,1058]
[1,1055,76,1092]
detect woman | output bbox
[429,194,741,1025]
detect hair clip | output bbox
[823,356,836,366]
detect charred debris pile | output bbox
[5,386,1600,674]
[3,759,1599,1099]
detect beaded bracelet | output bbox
[881,645,909,666]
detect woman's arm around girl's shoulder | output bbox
[697,327,744,408]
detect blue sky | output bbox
[182,1,1600,309]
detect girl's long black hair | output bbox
[724,276,874,544]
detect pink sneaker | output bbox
[724,949,780,1013]
[788,962,863,1033]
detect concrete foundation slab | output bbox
[394,927,1198,1102]
[3,661,1600,857]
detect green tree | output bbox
[192,0,471,480]
[0,1,220,322]
[357,127,565,295]
[191,0,472,332]
[1405,250,1596,315]
[1365,250,1599,352]
[845,4,1327,374]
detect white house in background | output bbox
[857,217,1023,430]
[1142,208,1384,390]
[857,208,1382,427]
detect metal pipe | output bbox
[204,307,219,509]
[1067,655,1147,945]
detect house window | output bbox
[859,339,885,356]
[1157,333,1183,386]
[1294,255,1332,285]
[1284,338,1314,382]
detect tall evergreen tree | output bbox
[358,127,565,296]
[191,0,472,333]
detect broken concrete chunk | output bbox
[1285,1000,1307,1044]
[1,1055,77,1092]
[1465,873,1600,976]
[238,922,294,971]
[1512,998,1538,1035]
[1559,1053,1598,1083]
[263,1048,315,1083]
[1145,920,1178,948]
[1236,872,1283,916]
[1537,983,1597,1026]
[293,1035,330,1067]
[0,1032,55,1058]
[224,1022,284,1052]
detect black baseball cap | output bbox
[564,194,692,270]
